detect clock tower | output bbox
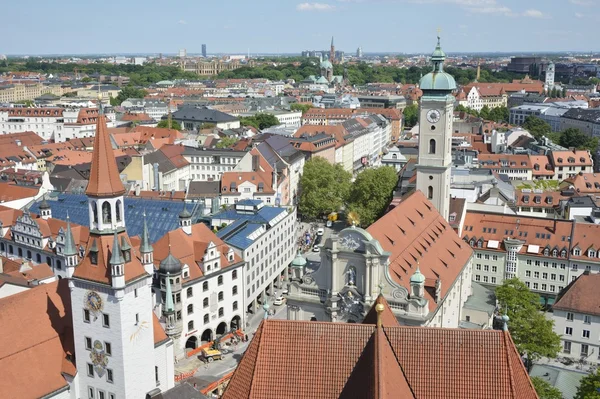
[70,98,161,399]
[416,35,456,221]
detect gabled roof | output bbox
[367,191,472,312]
[86,114,126,197]
[222,299,537,399]
[554,272,600,316]
[0,280,75,398]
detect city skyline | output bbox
[0,0,598,55]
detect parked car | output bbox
[281,287,289,295]
[313,245,320,252]
[274,296,286,306]
[201,348,224,363]
[317,228,325,236]
[326,220,333,228]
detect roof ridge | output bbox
[502,330,518,397]
[247,320,266,399]
[382,327,416,398]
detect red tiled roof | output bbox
[86,114,126,197]
[0,182,39,202]
[529,155,554,176]
[554,272,600,315]
[223,300,537,399]
[550,150,592,167]
[367,191,472,312]
[563,173,600,194]
[478,154,532,170]
[570,223,600,262]
[513,189,566,208]
[0,280,74,399]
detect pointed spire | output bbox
[140,211,153,254]
[110,232,125,265]
[64,212,77,256]
[165,272,175,313]
[86,102,125,197]
[331,36,334,47]
[97,86,104,115]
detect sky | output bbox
[0,0,598,55]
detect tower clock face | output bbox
[426,109,441,124]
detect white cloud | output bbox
[178,20,187,25]
[575,12,585,17]
[569,0,594,5]
[522,9,548,18]
[297,2,336,10]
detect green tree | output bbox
[298,157,352,220]
[239,113,280,130]
[522,116,552,139]
[15,100,34,107]
[215,137,237,148]
[496,278,561,367]
[403,104,418,128]
[561,87,567,97]
[575,368,600,399]
[488,106,509,123]
[479,105,491,120]
[559,128,598,151]
[156,120,182,131]
[347,166,398,227]
[112,86,148,106]
[531,377,563,399]
[290,103,312,115]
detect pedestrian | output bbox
[245,334,248,342]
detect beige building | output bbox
[0,83,74,103]
[77,84,121,101]
[181,60,241,76]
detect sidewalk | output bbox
[175,302,288,383]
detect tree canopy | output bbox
[298,157,352,220]
[110,86,148,106]
[403,104,418,128]
[531,377,563,399]
[215,136,237,149]
[558,128,598,152]
[290,103,312,114]
[522,116,552,139]
[496,278,561,366]
[156,120,182,131]
[239,113,280,130]
[347,166,398,227]
[575,368,600,399]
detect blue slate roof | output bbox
[29,193,201,243]
[218,222,263,250]
[212,206,286,225]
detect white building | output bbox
[121,98,178,122]
[209,200,297,324]
[553,272,600,364]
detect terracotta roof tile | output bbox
[0,280,74,399]
[86,114,126,197]
[367,191,472,312]
[550,150,592,167]
[0,182,39,202]
[362,294,399,327]
[153,313,169,346]
[554,272,600,315]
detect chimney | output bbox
[252,154,259,172]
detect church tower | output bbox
[70,98,158,399]
[545,62,555,93]
[416,35,456,221]
[330,36,335,64]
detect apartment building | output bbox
[182,147,247,182]
[181,60,241,76]
[209,200,297,322]
[0,82,73,103]
[478,154,533,180]
[549,150,593,180]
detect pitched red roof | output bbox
[222,300,537,399]
[367,191,472,312]
[554,272,600,316]
[85,114,126,197]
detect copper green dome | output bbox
[410,266,426,284]
[320,60,333,69]
[419,36,456,92]
[291,252,307,268]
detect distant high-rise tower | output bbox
[330,36,335,63]
[202,44,207,58]
[356,46,363,59]
[178,48,187,58]
[545,62,555,93]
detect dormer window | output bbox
[124,249,131,262]
[534,196,541,204]
[561,249,567,258]
[568,157,575,163]
[91,252,98,265]
[469,239,475,247]
[589,250,596,258]
[574,248,581,256]
[477,239,483,248]
[557,158,563,163]
[543,248,549,256]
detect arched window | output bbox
[36,253,41,263]
[115,200,122,222]
[218,291,224,301]
[203,281,208,291]
[429,139,436,154]
[428,186,433,199]
[203,298,208,308]
[187,304,193,315]
[102,202,112,224]
[187,287,193,298]
[188,321,194,331]
[92,202,98,223]
[232,285,238,295]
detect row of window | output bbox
[187,303,237,330]
[88,387,115,399]
[566,312,592,324]
[87,364,113,382]
[526,259,567,268]
[564,327,593,338]
[474,275,496,284]
[524,282,563,292]
[525,271,565,281]
[563,341,598,358]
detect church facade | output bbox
[286,37,476,328]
